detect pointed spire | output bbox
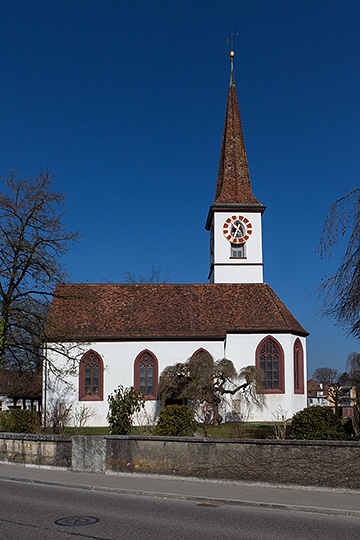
[213,51,263,209]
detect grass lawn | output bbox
[63,423,282,438]
[206,422,277,439]
[64,426,110,435]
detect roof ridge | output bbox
[265,284,303,333]
[264,284,290,328]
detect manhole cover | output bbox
[55,516,99,527]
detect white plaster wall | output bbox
[213,265,263,284]
[225,333,307,421]
[45,340,225,427]
[45,333,307,427]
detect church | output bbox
[45,51,308,426]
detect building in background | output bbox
[0,371,41,412]
[307,379,329,407]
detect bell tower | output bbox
[205,51,265,284]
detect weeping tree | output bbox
[0,170,80,375]
[318,188,360,339]
[159,350,264,436]
[346,352,360,436]
[318,190,360,436]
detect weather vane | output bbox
[226,30,239,53]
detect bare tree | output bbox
[46,398,73,434]
[312,367,339,387]
[0,170,80,371]
[271,406,289,440]
[73,405,97,434]
[318,188,360,339]
[122,266,169,284]
[327,382,348,418]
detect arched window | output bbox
[191,348,212,360]
[256,336,285,393]
[293,338,304,394]
[134,350,158,400]
[79,350,104,401]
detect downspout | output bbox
[224,334,227,359]
[43,340,47,427]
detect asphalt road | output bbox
[0,479,360,540]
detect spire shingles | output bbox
[214,72,262,208]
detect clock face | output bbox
[222,215,253,244]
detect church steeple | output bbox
[209,51,264,220]
[206,51,265,284]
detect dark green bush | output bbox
[0,409,41,433]
[154,404,197,437]
[290,406,346,440]
[107,385,145,435]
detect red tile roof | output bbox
[46,283,308,342]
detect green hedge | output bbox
[154,405,197,437]
[0,409,41,433]
[290,406,346,440]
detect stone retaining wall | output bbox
[0,433,359,489]
[0,433,72,468]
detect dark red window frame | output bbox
[134,350,158,400]
[255,336,285,394]
[191,347,212,359]
[79,350,104,401]
[293,338,304,394]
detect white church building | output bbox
[45,53,308,426]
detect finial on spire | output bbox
[226,31,238,87]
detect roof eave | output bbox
[205,202,266,230]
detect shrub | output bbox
[0,409,41,433]
[46,399,73,434]
[290,406,346,440]
[107,385,145,435]
[154,404,197,437]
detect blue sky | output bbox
[1,0,359,377]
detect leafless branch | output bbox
[0,170,81,372]
[317,188,360,338]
